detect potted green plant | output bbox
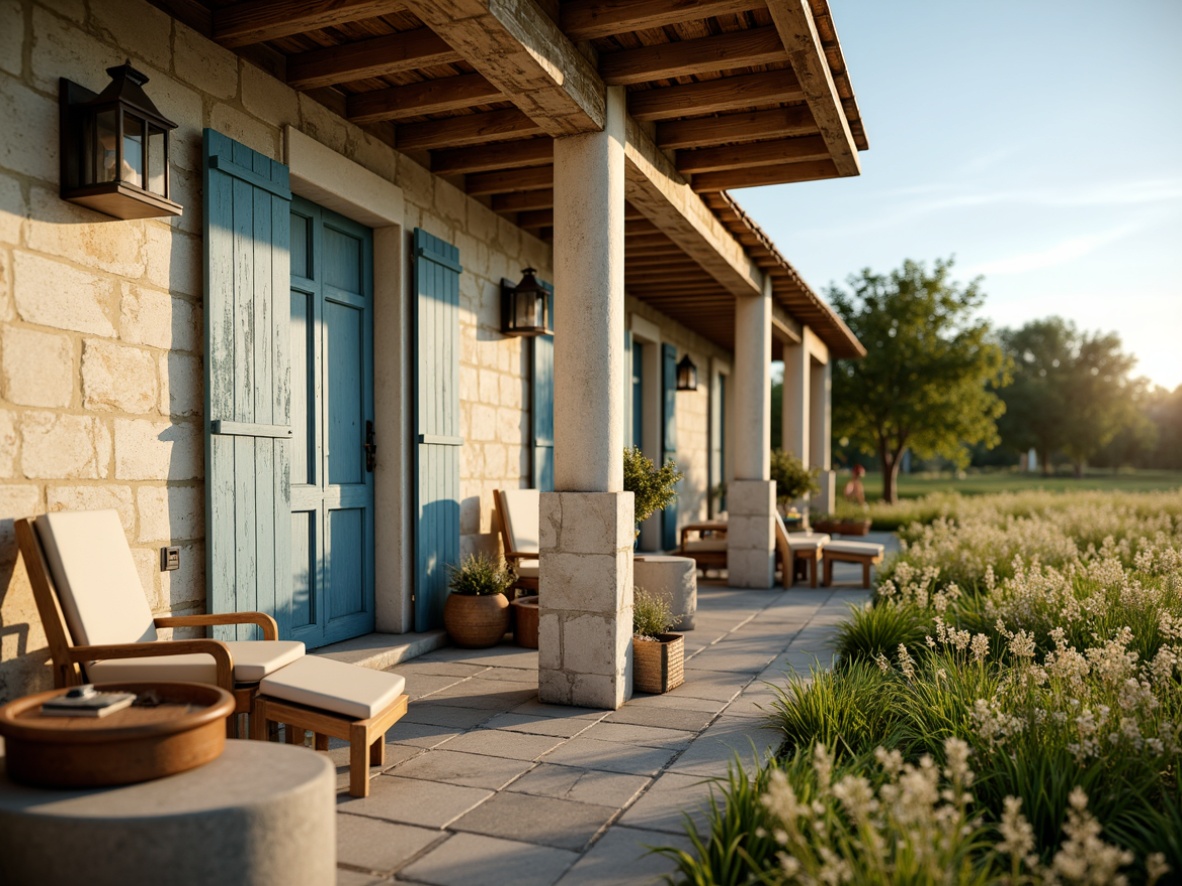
[631,587,684,693]
[769,448,819,517]
[623,446,683,536]
[443,554,514,648]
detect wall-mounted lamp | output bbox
[60,61,182,220]
[500,268,550,337]
[676,354,698,391]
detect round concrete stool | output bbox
[0,739,335,886]
[634,555,697,630]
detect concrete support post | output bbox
[540,86,633,710]
[782,343,809,466]
[727,277,775,588]
[811,360,836,513]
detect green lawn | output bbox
[858,468,1182,499]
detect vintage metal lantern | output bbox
[676,354,698,391]
[500,267,550,336]
[60,61,182,219]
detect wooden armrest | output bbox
[69,640,235,692]
[154,612,279,641]
[502,551,538,562]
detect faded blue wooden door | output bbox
[413,229,462,632]
[289,197,375,648]
[661,343,679,550]
[203,129,292,641]
[531,282,554,491]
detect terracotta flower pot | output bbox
[443,593,510,648]
[812,518,872,536]
[511,595,540,649]
[632,633,684,694]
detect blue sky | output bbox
[739,0,1182,390]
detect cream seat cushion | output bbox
[787,532,831,551]
[35,510,158,646]
[824,540,885,557]
[259,656,407,720]
[87,640,306,684]
[500,489,540,556]
[514,558,539,579]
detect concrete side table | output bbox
[634,555,698,630]
[0,739,335,886]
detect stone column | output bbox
[539,87,634,710]
[727,277,775,588]
[781,342,809,466]
[810,360,836,513]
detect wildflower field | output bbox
[667,490,1182,885]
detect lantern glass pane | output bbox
[147,125,166,195]
[122,113,144,187]
[514,291,534,329]
[95,109,118,183]
[534,292,546,329]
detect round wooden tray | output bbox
[0,682,235,788]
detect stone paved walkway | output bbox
[328,540,891,885]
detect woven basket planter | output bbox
[632,633,684,694]
[443,592,510,648]
[511,595,540,649]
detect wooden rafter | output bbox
[431,139,553,175]
[562,0,765,40]
[465,165,553,196]
[690,158,837,191]
[347,73,503,124]
[600,27,785,86]
[213,0,407,48]
[676,135,829,173]
[515,209,553,229]
[286,29,461,90]
[657,106,816,149]
[395,109,543,150]
[765,0,860,175]
[491,190,554,212]
[629,70,804,122]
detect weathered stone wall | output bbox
[0,0,731,699]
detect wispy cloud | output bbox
[961,224,1141,276]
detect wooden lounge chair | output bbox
[493,488,540,597]
[774,514,830,589]
[821,539,885,588]
[17,509,409,797]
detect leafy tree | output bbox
[827,259,1009,503]
[997,318,1139,476]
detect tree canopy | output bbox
[828,258,1009,503]
[996,317,1141,475]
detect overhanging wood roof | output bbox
[152,0,867,359]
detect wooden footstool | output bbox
[821,540,885,588]
[784,532,830,588]
[251,656,408,798]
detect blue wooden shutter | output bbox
[413,229,462,631]
[203,129,293,640]
[531,283,554,491]
[661,343,679,550]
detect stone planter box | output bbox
[632,633,684,694]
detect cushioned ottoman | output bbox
[252,656,408,797]
[821,540,885,588]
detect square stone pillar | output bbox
[782,341,809,466]
[726,480,776,588]
[814,470,836,515]
[538,492,634,709]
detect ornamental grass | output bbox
[664,491,1181,885]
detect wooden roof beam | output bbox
[491,190,554,212]
[347,73,503,124]
[772,302,802,345]
[630,70,804,122]
[690,158,837,191]
[395,109,543,150]
[601,27,785,86]
[431,139,553,175]
[465,165,553,196]
[624,117,764,299]
[516,209,553,230]
[676,135,829,173]
[766,0,860,175]
[286,28,461,90]
[563,0,765,40]
[403,0,604,137]
[214,0,407,48]
[657,106,816,149]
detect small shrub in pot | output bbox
[443,554,514,648]
[632,587,684,693]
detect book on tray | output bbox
[40,685,137,718]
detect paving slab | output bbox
[337,775,492,828]
[666,715,783,776]
[384,721,466,749]
[577,721,696,750]
[603,705,717,733]
[480,711,598,738]
[336,814,443,875]
[541,737,681,776]
[400,703,497,730]
[507,763,650,808]
[554,825,694,886]
[389,749,535,790]
[399,833,578,886]
[451,791,617,851]
[617,771,716,835]
[442,727,566,761]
